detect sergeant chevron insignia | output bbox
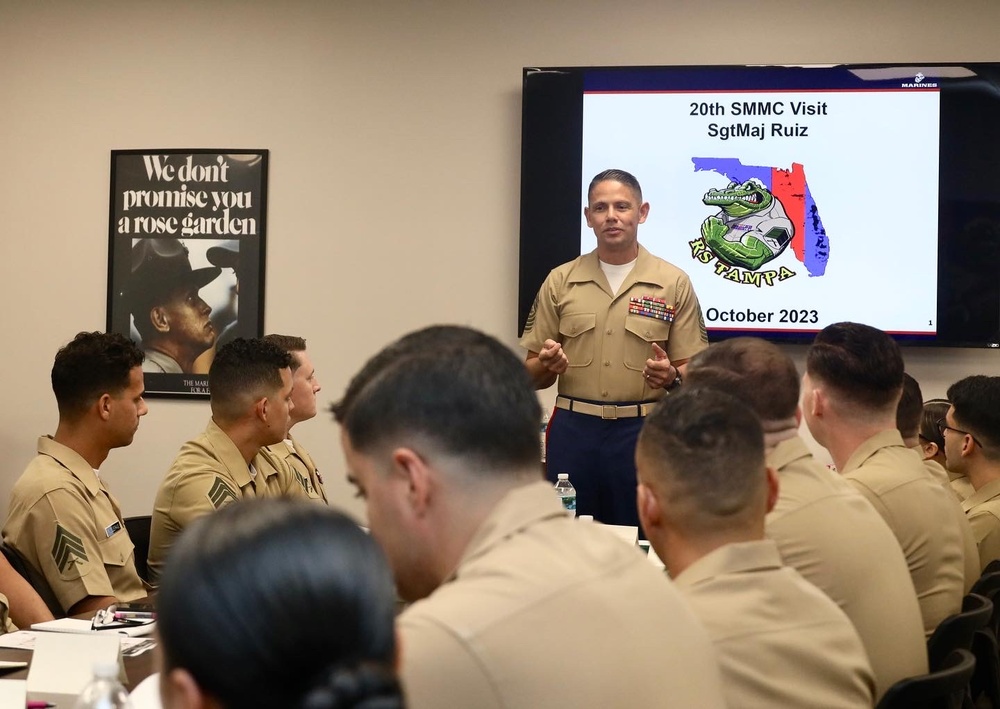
[207,477,239,509]
[51,524,87,573]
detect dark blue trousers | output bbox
[545,406,644,528]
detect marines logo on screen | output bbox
[689,158,830,288]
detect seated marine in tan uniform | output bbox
[3,332,149,615]
[262,334,327,503]
[637,387,875,708]
[147,338,309,583]
[942,375,1000,571]
[803,322,967,636]
[334,325,727,709]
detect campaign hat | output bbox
[128,238,221,307]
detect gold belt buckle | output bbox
[602,405,618,420]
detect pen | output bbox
[26,702,55,708]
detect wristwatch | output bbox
[667,367,683,392]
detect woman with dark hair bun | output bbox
[157,498,404,709]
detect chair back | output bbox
[875,648,976,709]
[0,542,65,618]
[969,571,1000,637]
[124,515,152,584]
[927,593,993,671]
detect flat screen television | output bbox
[518,63,1000,348]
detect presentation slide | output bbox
[581,87,941,335]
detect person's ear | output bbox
[920,440,939,461]
[253,396,269,425]
[391,447,433,516]
[150,305,171,334]
[638,201,650,224]
[636,481,662,533]
[809,385,826,419]
[97,393,113,422]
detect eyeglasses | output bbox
[936,418,982,448]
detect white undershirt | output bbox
[600,257,637,296]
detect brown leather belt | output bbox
[555,396,657,420]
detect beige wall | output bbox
[2,0,998,522]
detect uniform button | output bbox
[602,391,609,397]
[603,360,610,366]
[645,331,652,337]
[606,329,613,335]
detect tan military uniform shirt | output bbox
[766,436,927,698]
[950,470,976,502]
[843,430,966,636]
[519,245,707,402]
[675,540,875,709]
[265,435,327,504]
[962,478,1000,572]
[2,437,145,612]
[398,481,726,709]
[148,420,308,582]
[920,459,980,590]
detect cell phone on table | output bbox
[115,601,155,613]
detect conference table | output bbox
[0,610,159,696]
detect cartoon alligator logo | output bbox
[700,178,793,271]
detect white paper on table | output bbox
[32,617,156,637]
[0,629,155,655]
[0,679,26,706]
[27,632,121,705]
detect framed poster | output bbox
[106,149,268,398]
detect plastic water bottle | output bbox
[72,662,132,709]
[554,473,577,516]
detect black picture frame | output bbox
[106,149,269,398]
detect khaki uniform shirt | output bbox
[766,436,927,698]
[148,420,308,582]
[920,460,980,590]
[675,540,875,709]
[843,430,967,636]
[265,435,327,504]
[962,478,1000,572]
[398,481,726,709]
[950,471,976,502]
[519,245,707,401]
[2,437,145,612]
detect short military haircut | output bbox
[896,373,924,440]
[637,388,767,534]
[947,375,1000,459]
[209,338,293,422]
[685,337,799,422]
[921,399,950,449]
[806,322,904,412]
[51,332,144,419]
[262,334,307,371]
[335,325,541,473]
[588,169,643,203]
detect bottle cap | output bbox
[557,473,569,480]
